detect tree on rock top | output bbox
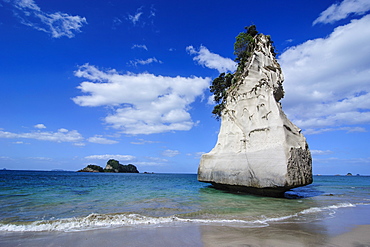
[234,25,259,64]
[210,25,276,119]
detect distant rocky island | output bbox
[198,25,312,197]
[78,159,139,173]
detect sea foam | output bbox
[300,202,355,215]
[0,213,178,232]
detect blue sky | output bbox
[0,0,369,174]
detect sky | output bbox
[0,0,369,174]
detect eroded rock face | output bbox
[198,34,312,196]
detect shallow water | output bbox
[0,170,369,232]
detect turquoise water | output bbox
[0,170,369,232]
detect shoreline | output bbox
[1,205,370,247]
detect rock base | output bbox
[211,183,291,198]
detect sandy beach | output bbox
[1,224,369,247]
[1,205,370,247]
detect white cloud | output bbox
[187,151,205,159]
[186,45,236,73]
[313,0,370,25]
[12,141,30,144]
[28,157,52,161]
[0,128,83,143]
[313,156,370,165]
[130,138,160,145]
[34,123,46,129]
[0,156,12,160]
[145,156,168,162]
[162,149,180,157]
[127,6,156,26]
[132,44,148,50]
[73,142,86,147]
[149,6,156,18]
[73,64,210,135]
[311,150,333,155]
[12,0,40,11]
[84,154,136,161]
[88,135,118,144]
[129,57,162,66]
[112,17,123,29]
[207,95,215,105]
[7,0,87,38]
[279,14,370,132]
[195,152,206,158]
[128,12,142,25]
[136,161,164,166]
[135,157,168,167]
[304,127,367,135]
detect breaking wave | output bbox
[0,202,357,232]
[300,202,355,214]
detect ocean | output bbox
[1,170,369,234]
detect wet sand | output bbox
[1,224,370,247]
[1,205,370,247]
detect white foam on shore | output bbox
[0,202,359,232]
[0,214,180,232]
[300,202,355,215]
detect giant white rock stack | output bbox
[198,33,312,197]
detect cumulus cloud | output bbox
[87,135,118,144]
[187,45,236,73]
[84,154,136,161]
[34,123,46,129]
[313,0,370,25]
[72,64,210,135]
[0,128,84,143]
[162,149,180,157]
[5,0,87,38]
[279,14,370,133]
